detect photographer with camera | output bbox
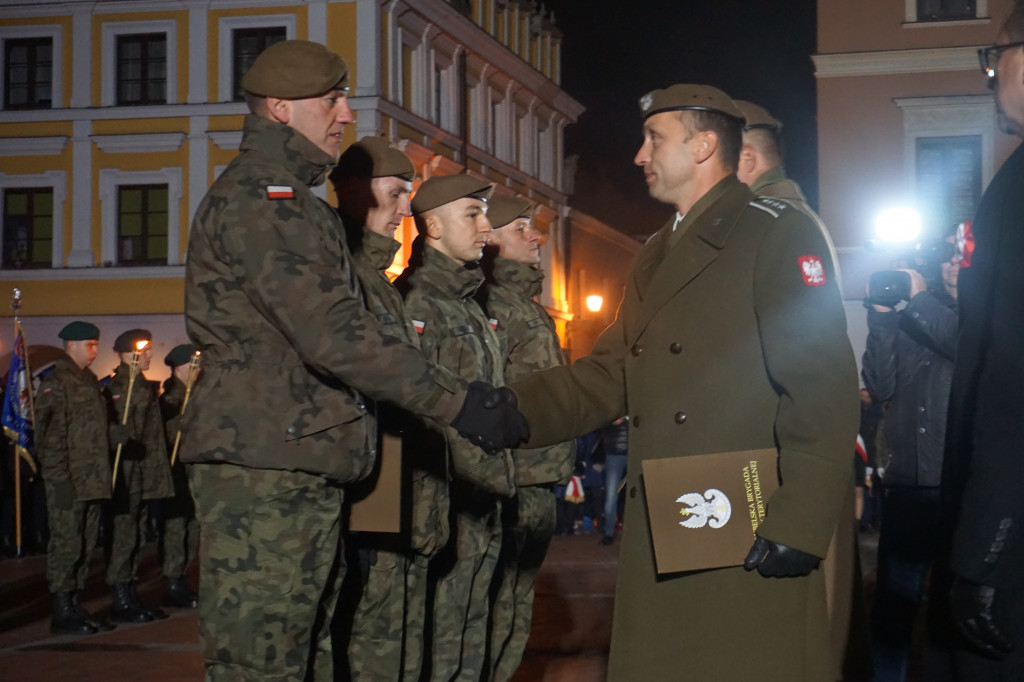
[862,236,960,681]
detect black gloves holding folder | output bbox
[743,535,820,578]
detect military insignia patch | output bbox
[677,488,731,529]
[488,318,498,331]
[798,255,826,287]
[112,394,122,401]
[413,320,425,335]
[640,92,654,112]
[266,185,294,200]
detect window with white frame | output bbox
[102,20,177,107]
[3,187,53,269]
[217,15,295,102]
[99,169,181,267]
[0,24,62,111]
[906,0,986,22]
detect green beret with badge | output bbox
[241,39,349,99]
[734,100,782,132]
[487,196,534,230]
[164,344,198,368]
[638,84,745,123]
[412,174,494,216]
[113,329,152,353]
[331,136,416,182]
[58,321,99,341]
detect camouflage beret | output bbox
[58,321,99,341]
[164,344,198,368]
[241,40,349,99]
[487,196,534,229]
[113,329,152,353]
[331,136,415,181]
[638,84,745,123]
[734,100,782,132]
[412,174,494,216]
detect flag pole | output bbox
[111,340,147,491]
[169,350,200,467]
[10,288,22,557]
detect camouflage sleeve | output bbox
[33,376,68,480]
[201,186,465,423]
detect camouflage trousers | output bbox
[345,539,430,681]
[488,487,557,682]
[428,486,502,682]
[161,464,198,578]
[43,478,101,593]
[190,463,346,682]
[107,461,145,585]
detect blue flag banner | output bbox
[3,329,36,472]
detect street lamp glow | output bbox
[585,295,603,312]
[874,207,922,244]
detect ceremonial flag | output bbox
[2,329,36,472]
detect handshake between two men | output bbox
[450,381,530,454]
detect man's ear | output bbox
[694,130,717,164]
[739,144,757,174]
[265,97,292,124]
[424,212,443,240]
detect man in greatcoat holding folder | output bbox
[509,84,859,680]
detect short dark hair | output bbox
[243,91,268,116]
[1003,3,1024,41]
[744,127,785,168]
[682,110,743,173]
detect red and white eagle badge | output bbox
[798,255,826,287]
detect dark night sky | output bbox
[547,0,819,236]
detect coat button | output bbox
[669,342,682,354]
[631,344,643,356]
[919,427,926,434]
[674,412,687,424]
[632,416,640,427]
[287,426,296,434]
[629,486,637,499]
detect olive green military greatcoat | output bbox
[513,176,859,681]
[181,115,465,482]
[105,364,174,501]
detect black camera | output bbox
[868,270,912,308]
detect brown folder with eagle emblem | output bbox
[641,448,779,574]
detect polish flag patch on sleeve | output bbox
[413,320,425,335]
[488,318,498,331]
[266,185,295,200]
[798,255,826,287]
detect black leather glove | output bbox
[450,382,529,453]
[109,423,132,448]
[950,576,1014,659]
[743,535,820,578]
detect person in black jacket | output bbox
[862,238,959,681]
[942,7,1024,678]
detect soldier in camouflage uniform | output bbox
[395,174,515,682]
[35,321,115,635]
[104,328,174,623]
[331,137,446,680]
[157,344,199,609]
[479,197,576,682]
[181,41,525,682]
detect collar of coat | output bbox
[351,225,402,273]
[55,354,97,383]
[751,166,808,206]
[404,241,486,300]
[239,114,337,189]
[488,256,544,300]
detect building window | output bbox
[4,37,51,110]
[916,136,981,237]
[232,26,286,100]
[2,187,52,269]
[117,184,168,265]
[916,0,977,21]
[116,33,167,106]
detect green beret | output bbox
[241,40,349,99]
[734,100,782,132]
[487,196,534,229]
[331,137,416,182]
[58,321,99,341]
[164,344,198,368]
[412,174,494,216]
[638,84,745,123]
[113,329,152,353]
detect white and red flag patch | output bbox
[798,255,826,287]
[266,185,295,200]
[488,318,498,331]
[413,320,425,335]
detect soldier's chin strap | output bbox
[743,535,820,578]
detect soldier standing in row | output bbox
[104,329,174,623]
[481,196,576,681]
[157,344,200,609]
[34,321,115,635]
[396,174,515,681]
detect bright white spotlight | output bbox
[874,207,922,244]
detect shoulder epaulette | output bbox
[748,197,791,219]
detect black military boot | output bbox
[72,591,115,632]
[129,581,168,620]
[164,577,198,609]
[109,583,153,623]
[51,592,97,635]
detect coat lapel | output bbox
[632,217,675,302]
